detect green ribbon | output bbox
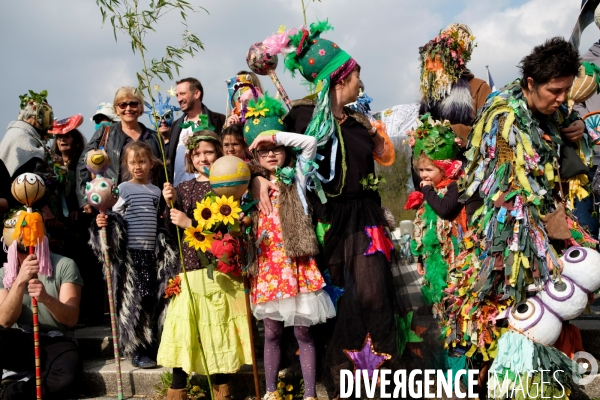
[179,114,216,132]
[582,61,600,93]
[315,50,352,82]
[275,166,295,185]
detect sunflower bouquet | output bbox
[183,192,244,279]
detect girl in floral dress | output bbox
[157,130,251,400]
[244,93,335,400]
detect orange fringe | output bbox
[12,212,44,247]
[372,120,395,166]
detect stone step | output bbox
[77,358,329,399]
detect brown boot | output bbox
[213,383,232,400]
[166,387,188,400]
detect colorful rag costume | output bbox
[455,80,598,397]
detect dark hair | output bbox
[251,143,295,171]
[176,77,204,103]
[222,124,248,147]
[519,37,581,89]
[184,131,224,174]
[51,128,86,162]
[120,141,163,183]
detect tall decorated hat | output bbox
[419,23,475,102]
[408,113,459,161]
[242,92,287,145]
[262,20,357,146]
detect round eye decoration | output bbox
[537,276,588,321]
[86,177,119,213]
[508,297,562,346]
[86,149,111,176]
[2,210,22,248]
[561,246,600,293]
[11,173,45,207]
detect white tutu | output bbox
[252,289,336,327]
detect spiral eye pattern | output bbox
[564,247,587,263]
[511,300,536,321]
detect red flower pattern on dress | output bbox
[251,192,325,304]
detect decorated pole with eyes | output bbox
[10,173,47,400]
[83,153,123,400]
[246,42,291,110]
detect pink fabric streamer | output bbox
[36,236,53,278]
[263,27,300,56]
[3,241,19,289]
[3,236,53,290]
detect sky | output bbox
[0,0,599,141]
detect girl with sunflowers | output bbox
[157,130,251,400]
[243,93,336,400]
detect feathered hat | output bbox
[419,24,475,102]
[242,92,287,145]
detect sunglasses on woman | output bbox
[117,101,140,110]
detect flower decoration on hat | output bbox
[407,113,459,162]
[242,92,287,145]
[419,23,476,102]
[17,90,54,132]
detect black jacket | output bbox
[166,105,225,183]
[76,122,164,208]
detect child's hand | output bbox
[170,208,192,228]
[248,134,274,151]
[417,262,425,276]
[226,114,240,127]
[163,182,176,204]
[420,180,432,188]
[96,214,108,228]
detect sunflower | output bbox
[193,197,219,229]
[183,226,215,252]
[214,195,242,225]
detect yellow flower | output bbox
[245,125,250,133]
[193,198,219,229]
[285,384,293,392]
[245,103,269,118]
[277,381,286,389]
[253,118,260,125]
[214,195,242,225]
[183,226,215,252]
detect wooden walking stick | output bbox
[11,173,49,400]
[244,276,261,400]
[84,150,124,400]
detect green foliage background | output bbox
[376,139,415,225]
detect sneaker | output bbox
[135,354,157,369]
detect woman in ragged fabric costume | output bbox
[453,37,597,398]
[253,20,425,398]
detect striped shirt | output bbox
[112,181,161,251]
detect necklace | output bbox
[334,111,347,124]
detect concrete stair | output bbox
[71,320,328,399]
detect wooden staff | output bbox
[244,276,261,400]
[99,213,124,400]
[84,170,123,400]
[11,173,46,400]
